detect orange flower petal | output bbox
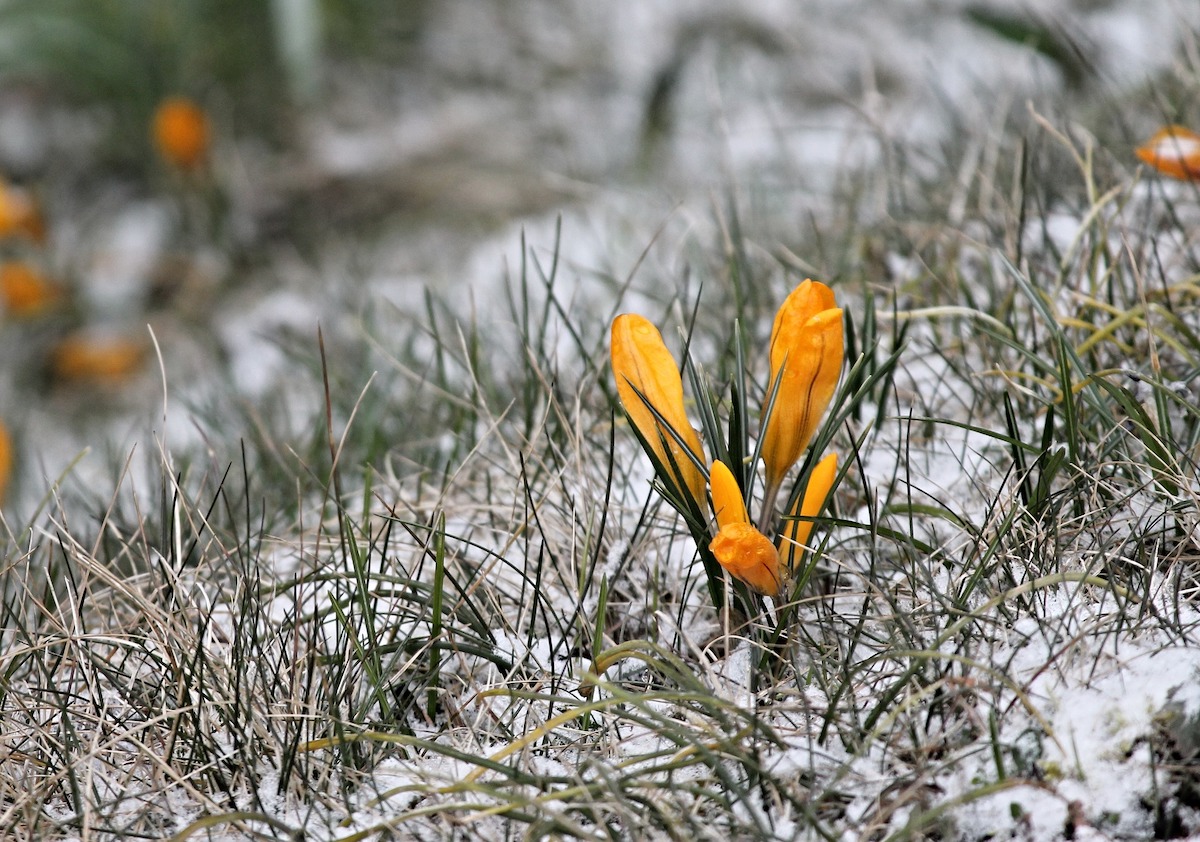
[611,313,707,511]
[710,522,783,597]
[1136,126,1200,181]
[153,96,211,171]
[778,452,838,574]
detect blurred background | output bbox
[0,0,1194,509]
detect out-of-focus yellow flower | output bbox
[51,333,147,383]
[0,262,63,317]
[0,420,10,506]
[153,96,211,171]
[611,314,707,510]
[778,452,837,575]
[760,280,843,501]
[0,180,46,243]
[1136,126,1200,182]
[709,458,784,597]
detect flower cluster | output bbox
[611,280,843,600]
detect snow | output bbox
[951,627,1200,839]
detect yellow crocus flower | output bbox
[611,314,707,511]
[708,458,784,597]
[778,452,837,575]
[760,280,843,508]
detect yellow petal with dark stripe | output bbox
[761,280,843,495]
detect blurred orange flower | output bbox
[0,262,63,317]
[153,96,211,171]
[0,180,46,242]
[51,334,147,383]
[0,420,10,506]
[1135,126,1200,181]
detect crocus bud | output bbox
[778,452,837,575]
[153,96,211,171]
[709,457,785,596]
[1136,126,1200,181]
[760,280,843,500]
[611,314,707,511]
[710,522,783,597]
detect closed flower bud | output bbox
[760,280,843,501]
[611,314,707,511]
